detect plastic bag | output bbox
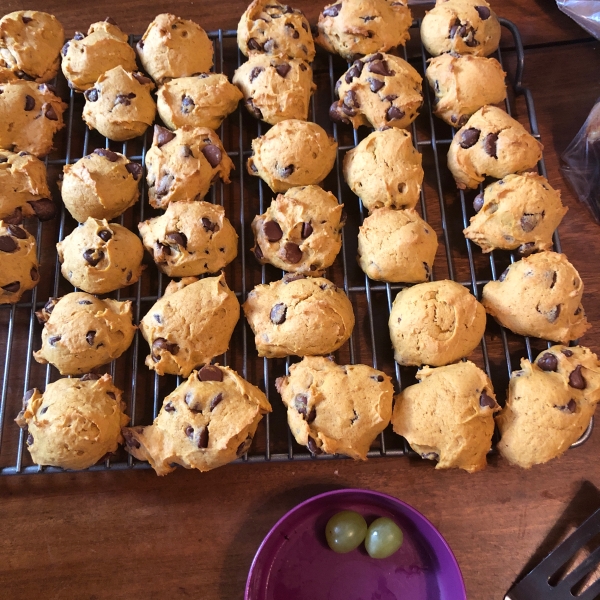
[556,0,600,39]
[561,99,600,222]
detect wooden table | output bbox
[2,1,600,599]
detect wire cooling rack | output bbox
[0,18,591,475]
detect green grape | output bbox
[325,510,368,553]
[365,517,403,559]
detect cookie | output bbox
[389,279,486,366]
[420,0,501,58]
[330,52,423,130]
[447,105,543,189]
[0,81,66,157]
[481,251,590,343]
[15,374,129,470]
[61,19,138,92]
[122,364,271,475]
[232,54,315,125]
[0,57,19,83]
[156,74,242,130]
[243,274,355,358]
[316,0,412,61]
[497,345,600,469]
[0,149,55,224]
[140,274,240,377]
[343,128,423,212]
[357,208,438,283]
[276,356,393,459]
[237,0,315,62]
[247,119,337,192]
[34,292,136,376]
[251,185,344,275]
[138,201,238,277]
[60,148,141,223]
[82,66,156,142]
[136,14,214,85]
[145,125,234,210]
[391,361,499,472]
[463,173,568,254]
[0,11,64,82]
[0,221,39,305]
[57,218,144,294]
[425,53,506,127]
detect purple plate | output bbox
[245,488,466,600]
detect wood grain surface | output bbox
[2,2,600,600]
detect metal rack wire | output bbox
[0,18,591,475]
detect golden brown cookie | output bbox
[497,345,600,468]
[388,279,486,366]
[82,66,156,141]
[447,105,543,189]
[34,292,136,376]
[251,185,344,276]
[136,14,214,84]
[57,218,145,294]
[15,374,129,470]
[463,173,567,254]
[247,120,337,192]
[156,74,242,130]
[316,0,412,61]
[61,19,137,92]
[138,201,238,277]
[140,274,240,377]
[243,274,355,358]
[237,0,315,61]
[0,221,39,305]
[122,364,271,475]
[392,361,499,473]
[145,125,234,210]
[276,356,393,459]
[481,251,590,343]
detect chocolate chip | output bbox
[283,273,306,284]
[247,38,262,51]
[253,245,264,261]
[26,433,34,446]
[555,399,577,413]
[49,335,61,346]
[132,72,152,85]
[155,174,174,198]
[201,144,222,168]
[155,243,171,262]
[479,390,496,408]
[197,426,209,449]
[115,92,136,106]
[520,213,542,232]
[1,281,20,293]
[345,60,364,83]
[364,53,383,63]
[538,353,558,371]
[498,266,510,282]
[181,95,195,114]
[368,78,385,93]
[98,229,112,242]
[80,373,101,381]
[78,299,92,306]
[547,305,561,323]
[198,365,223,382]
[44,298,57,313]
[473,194,484,212]
[246,98,263,120]
[22,15,33,23]
[307,407,317,423]
[84,88,99,102]
[83,249,104,267]
[29,198,55,221]
[307,437,322,455]
[475,6,491,19]
[345,90,359,109]
[73,31,85,40]
[185,426,194,439]
[105,16,117,25]
[30,267,39,281]
[164,402,176,413]
[125,162,142,180]
[24,95,35,111]
[323,3,341,17]
[166,232,187,248]
[386,106,405,121]
[367,60,395,77]
[0,236,18,253]
[263,220,283,242]
[280,164,294,178]
[122,429,141,449]
[209,393,223,411]
[61,41,70,56]
[86,331,96,346]
[249,67,264,83]
[282,242,302,264]
[483,133,498,158]
[152,337,179,355]
[460,128,480,149]
[270,303,287,324]
[422,452,439,460]
[569,365,586,389]
[301,222,313,238]
[263,39,277,53]
[155,125,175,147]
[3,207,22,225]
[23,389,35,405]
[285,23,300,39]
[8,225,27,240]
[126,270,132,282]
[275,63,292,78]
[562,349,574,357]
[329,101,350,125]
[237,436,253,456]
[201,217,218,232]
[94,148,119,162]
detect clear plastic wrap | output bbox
[561,99,600,222]
[556,0,600,39]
